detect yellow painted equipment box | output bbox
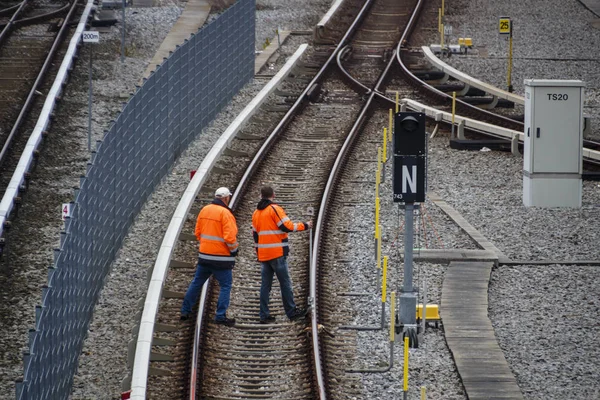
[416,304,440,320]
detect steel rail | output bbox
[0,0,76,170]
[0,2,24,17]
[394,41,522,131]
[12,1,71,27]
[0,0,27,47]
[231,0,376,206]
[0,0,93,244]
[309,0,424,391]
[224,4,377,399]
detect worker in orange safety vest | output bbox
[181,187,238,326]
[252,185,312,324]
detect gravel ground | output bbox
[425,0,600,398]
[1,0,599,399]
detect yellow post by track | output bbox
[377,221,381,271]
[382,256,388,302]
[388,109,393,143]
[383,128,387,161]
[507,22,513,92]
[403,336,409,392]
[395,92,399,113]
[499,17,513,92]
[451,91,456,138]
[421,386,427,400]
[439,9,444,48]
[390,292,396,342]
[375,197,380,239]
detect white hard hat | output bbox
[215,187,232,198]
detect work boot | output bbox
[260,315,276,324]
[289,307,308,321]
[215,317,236,327]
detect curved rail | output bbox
[11,1,71,27]
[0,2,24,17]
[232,0,376,201]
[0,0,27,46]
[0,0,93,246]
[394,26,522,131]
[310,0,425,388]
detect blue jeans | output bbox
[260,256,296,320]
[181,260,232,321]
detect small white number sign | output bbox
[83,30,100,43]
[62,203,71,220]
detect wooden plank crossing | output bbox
[441,261,524,400]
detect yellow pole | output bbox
[421,386,426,400]
[441,0,444,17]
[451,91,456,138]
[390,292,396,342]
[403,336,409,392]
[382,256,388,302]
[507,24,513,92]
[452,91,456,124]
[377,224,381,271]
[375,172,379,201]
[383,128,387,161]
[395,92,399,113]
[375,197,380,239]
[388,109,393,143]
[376,147,381,193]
[439,9,444,48]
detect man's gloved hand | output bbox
[231,249,239,257]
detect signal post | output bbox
[392,111,427,348]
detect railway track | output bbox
[0,0,77,192]
[124,0,599,398]
[129,0,431,398]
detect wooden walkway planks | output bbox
[441,261,524,400]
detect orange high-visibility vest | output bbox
[252,201,307,262]
[196,200,238,268]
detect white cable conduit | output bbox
[0,0,95,238]
[421,45,524,105]
[314,0,344,40]
[129,44,308,399]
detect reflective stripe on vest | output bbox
[199,253,236,262]
[258,230,284,235]
[201,234,225,242]
[255,242,289,248]
[276,217,290,227]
